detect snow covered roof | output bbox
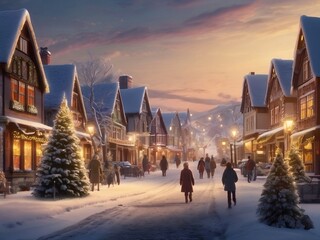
[81,82,120,117]
[0,9,49,92]
[161,112,180,131]
[3,116,52,131]
[243,74,268,108]
[120,86,150,114]
[265,59,293,104]
[44,64,87,121]
[300,15,320,77]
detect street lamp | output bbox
[284,119,294,155]
[231,129,238,167]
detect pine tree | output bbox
[256,149,313,229]
[33,97,90,198]
[287,147,311,183]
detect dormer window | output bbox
[19,37,28,54]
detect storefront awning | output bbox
[166,145,182,152]
[2,116,52,131]
[290,126,320,146]
[257,126,283,144]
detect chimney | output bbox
[40,47,51,65]
[119,75,133,89]
[250,72,255,75]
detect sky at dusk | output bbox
[1,0,320,113]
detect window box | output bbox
[10,100,25,112]
[27,105,38,114]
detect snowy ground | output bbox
[0,161,319,240]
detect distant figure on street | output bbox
[88,153,103,191]
[222,162,238,209]
[175,154,181,168]
[197,157,205,179]
[210,155,217,178]
[114,164,120,185]
[160,155,168,176]
[204,153,211,178]
[180,162,195,203]
[142,155,150,175]
[246,156,256,183]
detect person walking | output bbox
[142,154,150,175]
[88,153,103,191]
[175,154,181,168]
[210,155,217,178]
[160,155,168,176]
[222,162,238,209]
[114,163,120,185]
[197,157,205,179]
[180,162,195,203]
[204,154,211,178]
[246,156,256,183]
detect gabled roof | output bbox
[120,86,151,115]
[0,8,49,92]
[299,15,320,77]
[241,74,268,109]
[81,82,126,125]
[150,108,168,135]
[161,112,181,131]
[265,59,293,103]
[44,64,87,121]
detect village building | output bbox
[256,59,295,162]
[43,64,92,166]
[291,15,320,174]
[119,75,153,166]
[161,112,183,162]
[0,9,50,190]
[240,73,268,162]
[149,108,168,164]
[82,82,134,163]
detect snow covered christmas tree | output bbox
[33,97,90,198]
[287,147,311,183]
[256,148,313,229]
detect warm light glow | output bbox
[87,125,95,135]
[231,129,238,138]
[284,119,294,133]
[208,116,211,121]
[221,141,226,146]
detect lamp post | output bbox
[283,119,294,155]
[87,124,97,155]
[231,129,238,167]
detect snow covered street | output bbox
[1,161,320,240]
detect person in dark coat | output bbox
[204,154,211,178]
[175,154,181,168]
[160,155,168,176]
[180,162,195,203]
[246,156,256,183]
[197,157,205,179]
[142,155,150,174]
[222,162,238,208]
[210,155,217,178]
[89,154,103,191]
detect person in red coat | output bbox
[180,162,195,203]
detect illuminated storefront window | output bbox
[13,139,21,170]
[24,141,32,170]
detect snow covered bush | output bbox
[33,97,90,198]
[256,149,313,229]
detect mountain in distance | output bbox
[191,102,243,140]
